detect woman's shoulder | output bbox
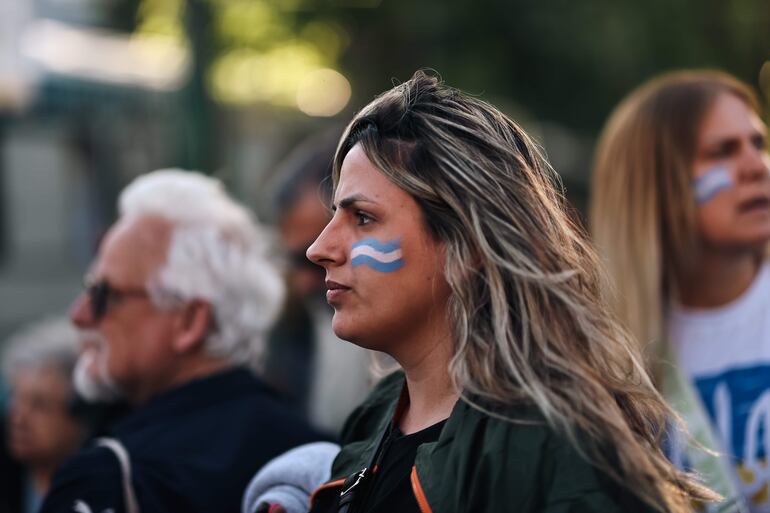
[444,400,571,478]
[435,400,654,512]
[455,401,605,479]
[448,397,550,443]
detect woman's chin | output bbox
[331,316,355,343]
[331,318,382,351]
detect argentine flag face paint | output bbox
[351,238,404,272]
[693,165,733,204]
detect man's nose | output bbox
[70,292,95,328]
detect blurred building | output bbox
[0,0,173,343]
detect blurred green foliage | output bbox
[135,0,768,132]
[128,0,768,178]
[333,0,769,133]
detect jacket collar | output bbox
[113,367,268,434]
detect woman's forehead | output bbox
[699,93,763,139]
[335,145,393,200]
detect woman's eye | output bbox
[707,141,738,159]
[356,212,372,226]
[752,134,767,151]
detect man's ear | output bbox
[173,300,214,354]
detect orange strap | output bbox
[410,466,434,513]
[309,478,346,508]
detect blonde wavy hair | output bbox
[333,71,717,513]
[590,70,763,360]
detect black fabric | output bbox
[0,416,24,513]
[310,420,445,513]
[362,420,445,513]
[40,368,327,513]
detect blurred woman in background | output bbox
[591,70,769,512]
[251,70,718,513]
[3,317,88,513]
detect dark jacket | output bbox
[311,372,659,513]
[41,367,325,513]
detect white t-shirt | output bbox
[670,262,770,512]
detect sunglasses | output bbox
[83,277,149,321]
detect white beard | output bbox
[72,332,123,403]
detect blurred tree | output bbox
[331,0,769,133]
[131,0,769,174]
[179,0,215,172]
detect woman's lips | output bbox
[738,195,770,213]
[325,280,351,303]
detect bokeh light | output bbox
[209,42,326,106]
[20,19,190,91]
[296,68,351,117]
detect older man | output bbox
[40,170,323,513]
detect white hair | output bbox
[2,316,79,382]
[119,169,286,366]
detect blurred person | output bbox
[265,131,372,434]
[273,131,337,300]
[2,317,88,513]
[591,70,769,511]
[40,170,324,513]
[255,71,718,513]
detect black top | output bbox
[362,420,445,513]
[312,419,445,513]
[40,367,326,513]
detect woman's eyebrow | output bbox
[335,194,379,210]
[704,125,767,147]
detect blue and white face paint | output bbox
[693,165,734,204]
[351,238,404,272]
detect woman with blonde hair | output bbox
[250,70,717,513]
[591,70,769,512]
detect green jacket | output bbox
[311,372,659,513]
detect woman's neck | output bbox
[394,324,459,435]
[677,247,762,308]
[30,463,55,496]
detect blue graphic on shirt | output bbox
[694,364,770,507]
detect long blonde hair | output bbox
[590,70,762,359]
[334,71,717,513]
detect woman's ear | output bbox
[173,299,214,354]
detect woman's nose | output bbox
[307,219,345,268]
[736,142,770,183]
